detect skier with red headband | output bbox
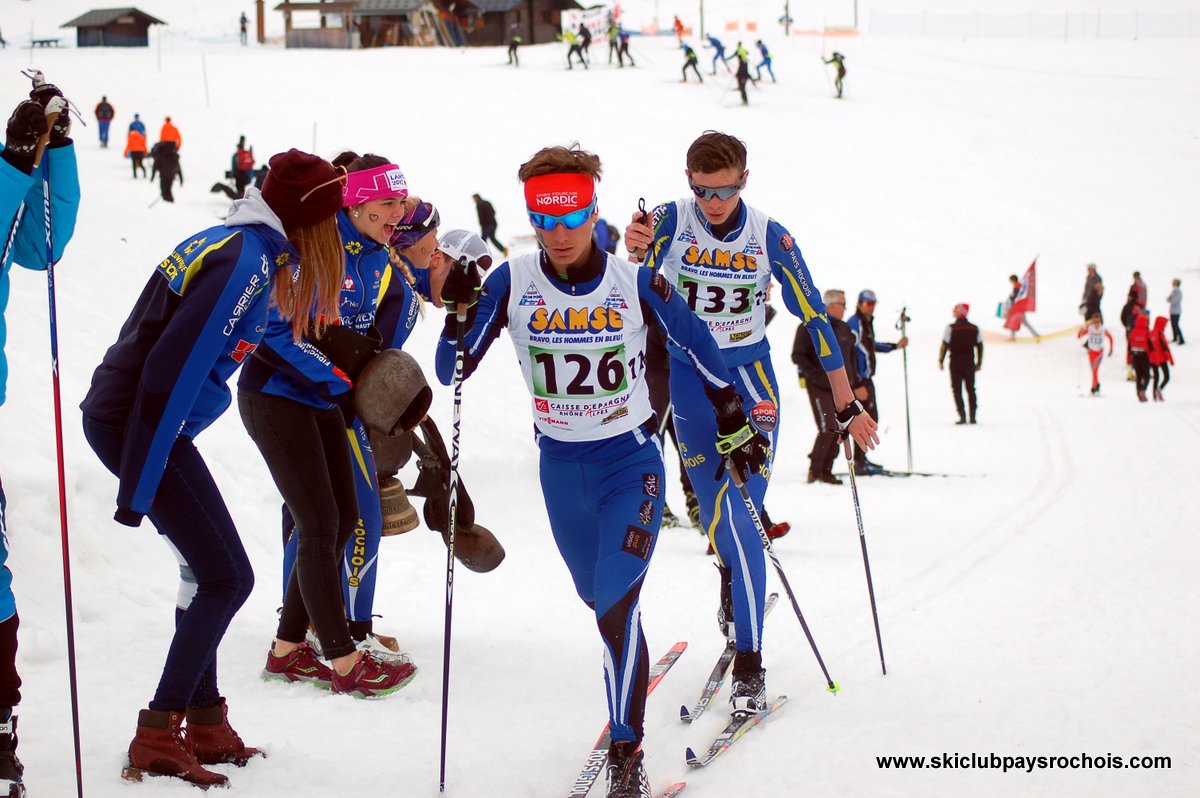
[939,303,983,423]
[435,144,761,798]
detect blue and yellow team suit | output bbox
[270,211,421,641]
[435,247,734,743]
[644,196,842,657]
[1,138,80,712]
[80,191,295,711]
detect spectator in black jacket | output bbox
[938,303,983,424]
[792,289,862,484]
[149,140,182,202]
[471,193,507,256]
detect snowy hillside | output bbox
[0,0,1197,796]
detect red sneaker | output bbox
[332,652,418,699]
[767,521,791,540]
[262,643,333,688]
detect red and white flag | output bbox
[1005,257,1037,330]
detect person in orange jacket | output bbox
[124,127,147,178]
[159,116,182,150]
[1147,316,1174,401]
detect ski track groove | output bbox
[901,407,1072,607]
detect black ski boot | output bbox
[730,650,767,718]
[716,564,734,640]
[684,490,700,531]
[0,710,25,798]
[605,740,651,798]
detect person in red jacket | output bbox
[1128,312,1151,402]
[1147,316,1174,401]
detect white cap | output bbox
[437,229,494,270]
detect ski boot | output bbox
[0,711,25,798]
[730,650,767,719]
[605,740,651,798]
[716,564,734,640]
[123,709,228,788]
[684,490,701,531]
[660,503,682,529]
[185,698,263,766]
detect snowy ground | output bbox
[0,1,1198,796]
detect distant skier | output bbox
[617,27,635,67]
[938,303,983,424]
[705,34,730,74]
[561,28,587,70]
[1147,316,1174,401]
[681,43,703,83]
[149,140,182,202]
[159,116,182,151]
[94,95,115,147]
[847,289,906,474]
[733,46,753,105]
[1166,278,1183,344]
[577,22,593,64]
[507,23,521,66]
[128,112,145,135]
[792,289,863,484]
[607,21,620,63]
[239,11,248,45]
[1078,313,1114,395]
[472,192,506,255]
[824,51,846,98]
[124,125,147,178]
[231,136,254,198]
[1128,311,1152,401]
[755,39,776,82]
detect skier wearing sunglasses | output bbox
[624,131,878,722]
[434,144,763,797]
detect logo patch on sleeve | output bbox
[642,473,660,499]
[779,233,794,252]
[622,525,654,560]
[649,272,674,303]
[750,400,778,432]
[638,500,655,526]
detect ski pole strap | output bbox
[835,399,864,430]
[716,423,754,454]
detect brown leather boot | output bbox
[123,708,228,788]
[186,699,263,767]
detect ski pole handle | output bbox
[631,197,649,262]
[33,111,60,170]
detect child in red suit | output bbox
[1147,316,1174,401]
[1128,312,1152,402]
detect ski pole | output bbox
[841,438,886,675]
[725,463,839,694]
[439,260,472,792]
[897,306,913,472]
[37,105,87,797]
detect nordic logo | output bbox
[534,192,580,207]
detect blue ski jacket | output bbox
[1,141,80,623]
[80,189,296,526]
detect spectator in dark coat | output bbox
[150,141,182,203]
[792,289,862,484]
[472,193,506,255]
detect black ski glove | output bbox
[2,100,47,175]
[29,83,71,146]
[710,385,771,483]
[440,257,482,314]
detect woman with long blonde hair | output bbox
[81,149,347,788]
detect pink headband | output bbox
[342,163,408,207]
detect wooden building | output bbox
[60,7,166,47]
